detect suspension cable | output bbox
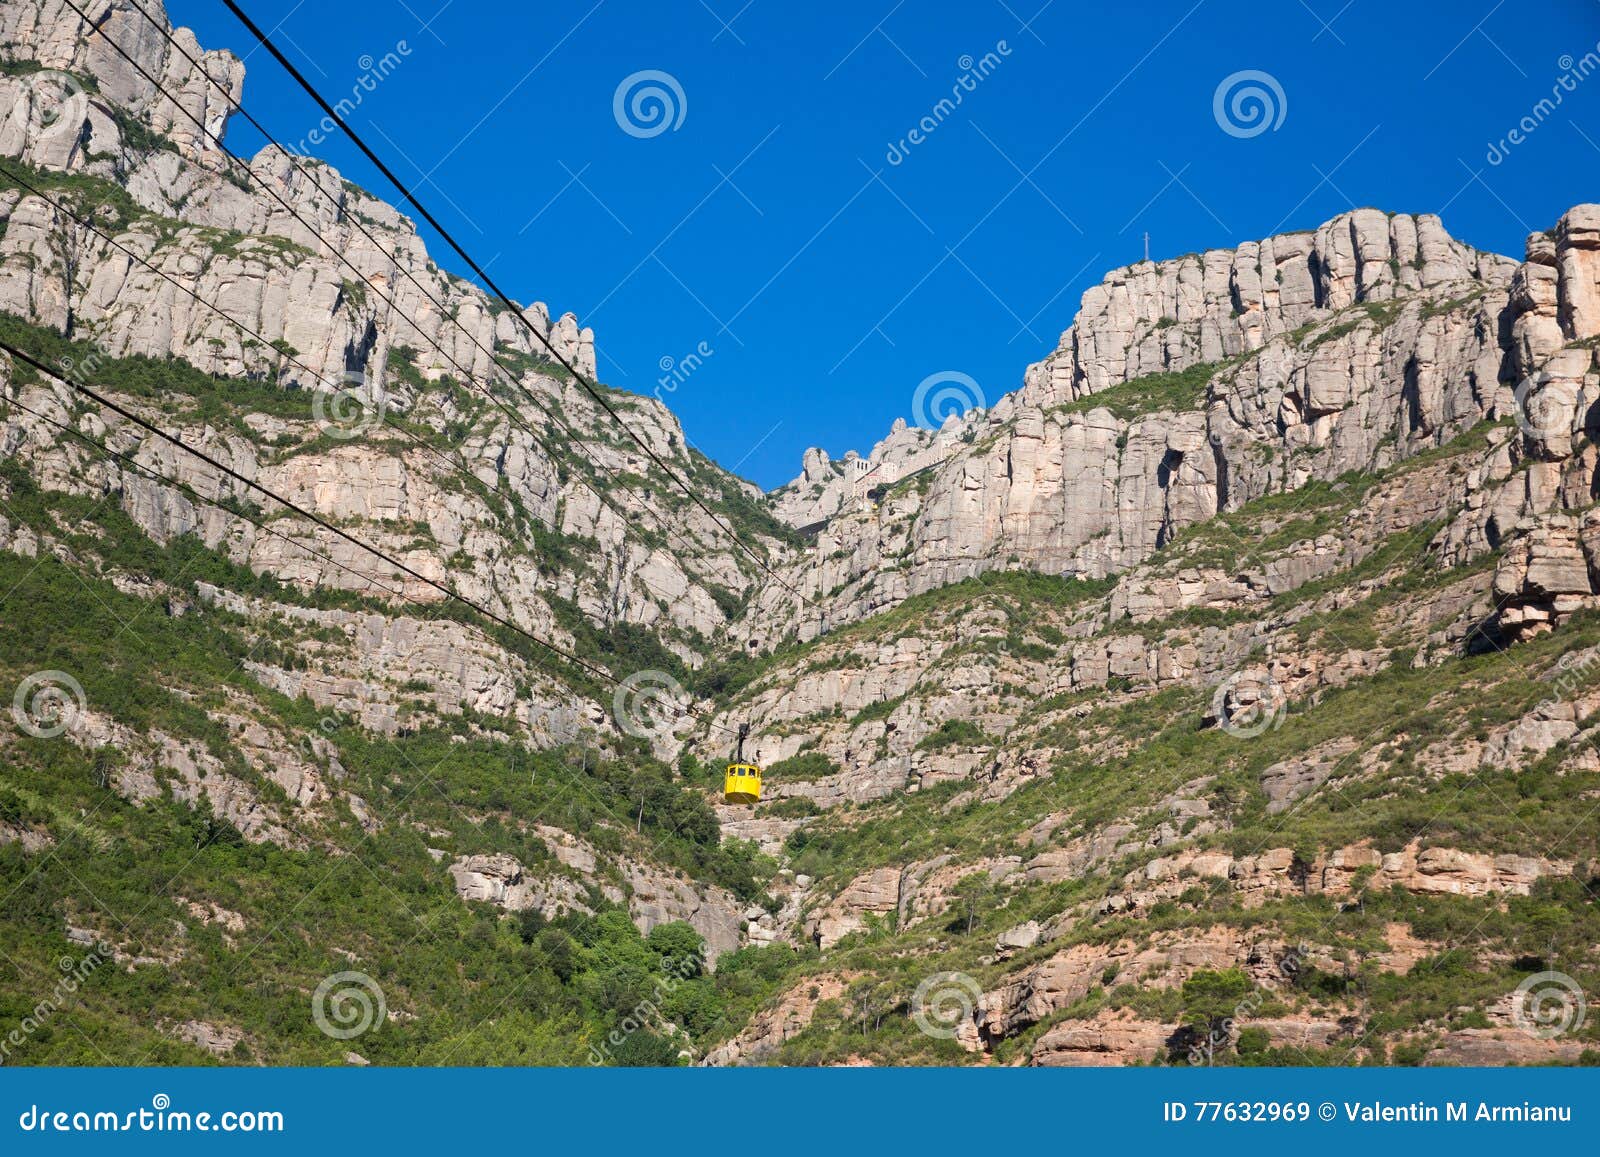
[59,0,775,629]
[0,159,728,621]
[0,334,734,739]
[218,0,813,605]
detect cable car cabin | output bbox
[724,763,762,805]
[723,722,762,805]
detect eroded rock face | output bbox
[450,854,574,914]
[446,847,747,965]
[978,926,1290,1043]
[0,0,781,967]
[1085,840,1573,922]
[1423,1028,1586,1066]
[1029,1016,1180,1066]
[713,425,1496,829]
[0,0,772,699]
[804,867,900,949]
[754,210,1516,651]
[1259,738,1359,814]
[624,860,744,965]
[802,855,1031,949]
[66,708,309,848]
[0,819,52,851]
[0,1,596,388]
[1025,211,1507,401]
[0,151,597,390]
[172,1019,245,1057]
[702,973,853,1066]
[1464,207,1600,638]
[0,1,244,170]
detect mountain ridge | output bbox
[0,0,1597,1069]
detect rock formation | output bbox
[1,0,1597,1070]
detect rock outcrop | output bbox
[756,211,1516,651]
[447,845,746,965]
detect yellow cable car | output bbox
[724,763,761,805]
[723,723,762,805]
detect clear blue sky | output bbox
[167,0,1600,488]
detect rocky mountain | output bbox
[763,212,1514,632]
[0,0,1597,1068]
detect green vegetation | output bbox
[916,719,993,751]
[687,450,805,551]
[1050,361,1222,421]
[0,312,318,438]
[3,135,1598,1073]
[0,405,801,1062]
[761,752,842,781]
[1289,300,1407,350]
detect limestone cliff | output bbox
[758,211,1516,650]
